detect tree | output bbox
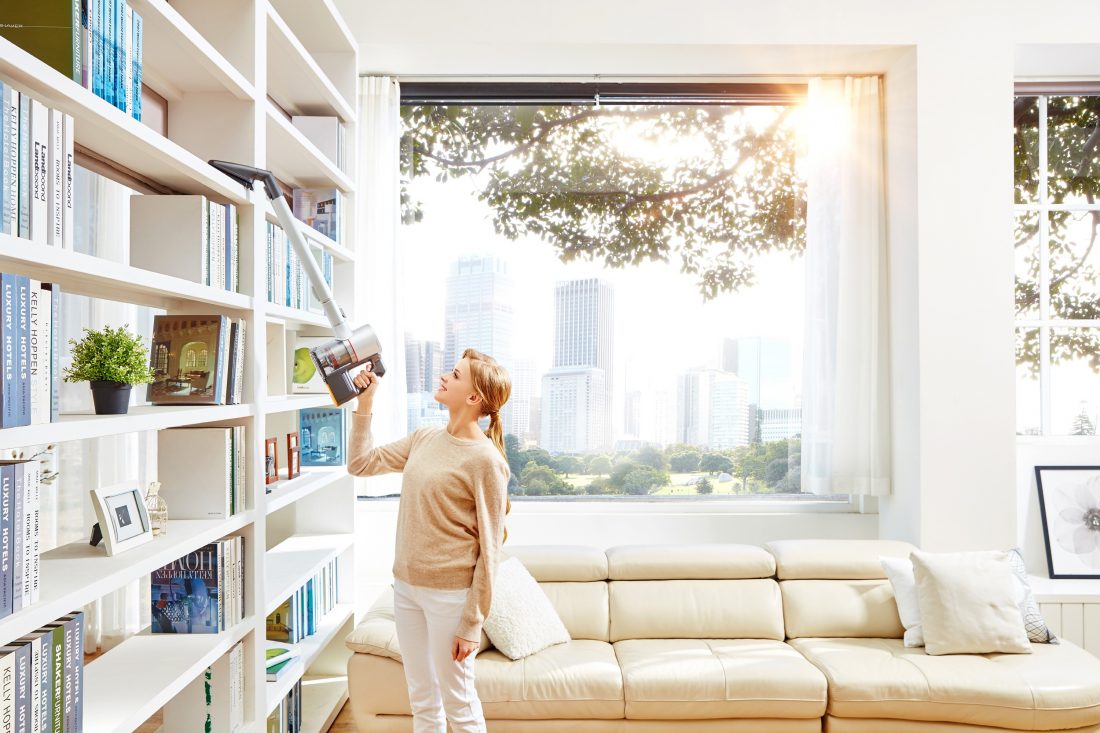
[697,476,714,495]
[586,454,613,475]
[631,444,667,470]
[401,103,805,301]
[621,466,669,495]
[669,450,701,472]
[764,458,789,487]
[699,452,733,474]
[551,455,584,475]
[519,460,571,495]
[1072,407,1096,436]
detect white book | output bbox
[27,283,44,426]
[47,109,63,247]
[62,115,73,250]
[2,87,18,236]
[156,428,234,519]
[216,539,225,631]
[20,462,31,611]
[232,319,246,405]
[129,195,210,283]
[291,116,342,170]
[213,202,225,290]
[0,638,13,733]
[28,99,48,245]
[230,642,243,733]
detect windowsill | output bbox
[358,494,871,515]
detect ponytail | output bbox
[462,348,512,543]
[485,410,506,461]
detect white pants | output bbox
[393,578,487,733]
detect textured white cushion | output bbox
[484,557,571,660]
[910,550,1031,655]
[880,556,924,647]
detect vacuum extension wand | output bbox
[209,160,385,406]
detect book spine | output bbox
[224,323,237,408]
[131,10,141,121]
[102,0,114,106]
[47,111,62,247]
[0,85,11,237]
[15,278,28,428]
[9,463,21,614]
[80,0,90,89]
[0,466,11,620]
[1,275,13,428]
[265,224,273,302]
[222,203,230,291]
[123,4,133,115]
[17,95,29,239]
[25,639,38,733]
[27,464,37,606]
[45,284,59,423]
[202,199,210,287]
[217,316,228,405]
[70,615,82,733]
[217,541,225,632]
[62,116,73,250]
[92,0,103,100]
[29,100,47,245]
[234,320,245,405]
[0,649,12,733]
[28,284,41,426]
[115,0,126,111]
[49,626,60,733]
[71,0,83,84]
[223,432,232,521]
[39,630,49,733]
[13,644,27,733]
[229,205,238,292]
[61,620,72,733]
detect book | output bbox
[146,314,229,405]
[42,283,60,422]
[49,625,61,733]
[1,85,17,236]
[17,92,29,239]
[292,188,340,244]
[157,428,236,519]
[62,114,73,249]
[0,0,83,83]
[151,543,227,633]
[28,282,49,425]
[121,2,132,114]
[1,274,15,428]
[130,9,141,121]
[14,276,29,428]
[290,336,330,395]
[92,0,103,100]
[9,463,22,615]
[29,99,48,245]
[299,408,346,466]
[265,597,294,643]
[0,464,11,620]
[47,109,63,247]
[102,0,114,107]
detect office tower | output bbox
[540,367,607,454]
[677,368,751,449]
[624,389,642,437]
[404,335,444,393]
[505,357,536,442]
[444,255,514,372]
[721,337,795,410]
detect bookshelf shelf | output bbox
[263,204,356,262]
[127,0,255,101]
[265,6,355,123]
[266,102,355,192]
[263,394,336,415]
[265,468,347,515]
[264,303,333,330]
[0,233,254,312]
[83,617,255,733]
[1,404,254,449]
[300,676,349,733]
[0,513,254,661]
[267,0,357,57]
[265,534,355,617]
[265,604,354,715]
[0,38,249,204]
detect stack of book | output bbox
[0,458,42,620]
[157,426,246,519]
[298,408,346,467]
[0,612,84,733]
[2,276,61,427]
[150,537,244,635]
[266,679,300,733]
[292,188,340,245]
[264,641,298,683]
[130,195,241,292]
[291,116,345,173]
[265,557,339,645]
[0,80,75,248]
[0,1,143,120]
[265,221,333,312]
[163,642,244,733]
[146,314,246,405]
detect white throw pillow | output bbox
[910,550,1031,655]
[1005,547,1059,644]
[880,556,924,647]
[483,557,571,660]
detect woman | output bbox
[348,348,511,733]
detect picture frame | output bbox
[265,437,279,485]
[1034,465,1100,579]
[90,483,154,557]
[287,431,301,479]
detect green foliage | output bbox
[63,324,155,385]
[630,444,666,470]
[519,460,572,495]
[699,452,733,474]
[401,103,805,301]
[696,476,714,495]
[585,454,613,474]
[621,465,669,495]
[550,454,584,475]
[668,450,701,472]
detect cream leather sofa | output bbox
[345,540,1100,732]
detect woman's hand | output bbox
[452,635,478,663]
[351,364,381,414]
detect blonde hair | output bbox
[462,348,513,541]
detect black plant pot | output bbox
[89,380,133,415]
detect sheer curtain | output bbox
[801,76,892,496]
[357,76,408,496]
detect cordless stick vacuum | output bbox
[209,160,385,406]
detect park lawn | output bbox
[560,471,747,495]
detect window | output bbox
[400,82,845,502]
[1014,91,1100,436]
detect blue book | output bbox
[43,284,59,423]
[299,408,346,466]
[102,0,113,106]
[15,276,28,428]
[0,464,12,620]
[17,94,30,238]
[151,543,221,633]
[1,274,15,428]
[91,0,101,99]
[8,462,21,614]
[131,9,141,121]
[1,85,16,236]
[114,0,125,112]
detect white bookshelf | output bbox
[0,2,361,733]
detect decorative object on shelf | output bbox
[63,324,155,414]
[144,480,168,536]
[265,437,279,484]
[89,483,154,556]
[1034,465,1100,579]
[286,431,301,479]
[300,408,346,466]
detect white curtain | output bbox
[357,76,408,496]
[801,76,891,496]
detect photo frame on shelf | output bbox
[1034,465,1100,579]
[287,431,301,479]
[265,437,279,484]
[90,483,154,557]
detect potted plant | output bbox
[63,324,155,415]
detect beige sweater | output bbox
[348,412,510,641]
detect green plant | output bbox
[63,324,155,385]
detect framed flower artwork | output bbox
[1034,466,1100,579]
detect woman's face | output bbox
[435,357,481,412]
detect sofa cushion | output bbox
[609,579,785,642]
[477,640,625,719]
[506,545,608,581]
[539,581,609,641]
[789,637,1100,730]
[780,579,904,639]
[766,539,919,580]
[614,638,826,720]
[606,543,775,580]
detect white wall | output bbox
[336,0,1100,565]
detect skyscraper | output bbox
[624,390,642,438]
[721,337,801,441]
[676,367,751,449]
[543,278,614,451]
[506,357,536,442]
[404,335,444,393]
[444,255,514,372]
